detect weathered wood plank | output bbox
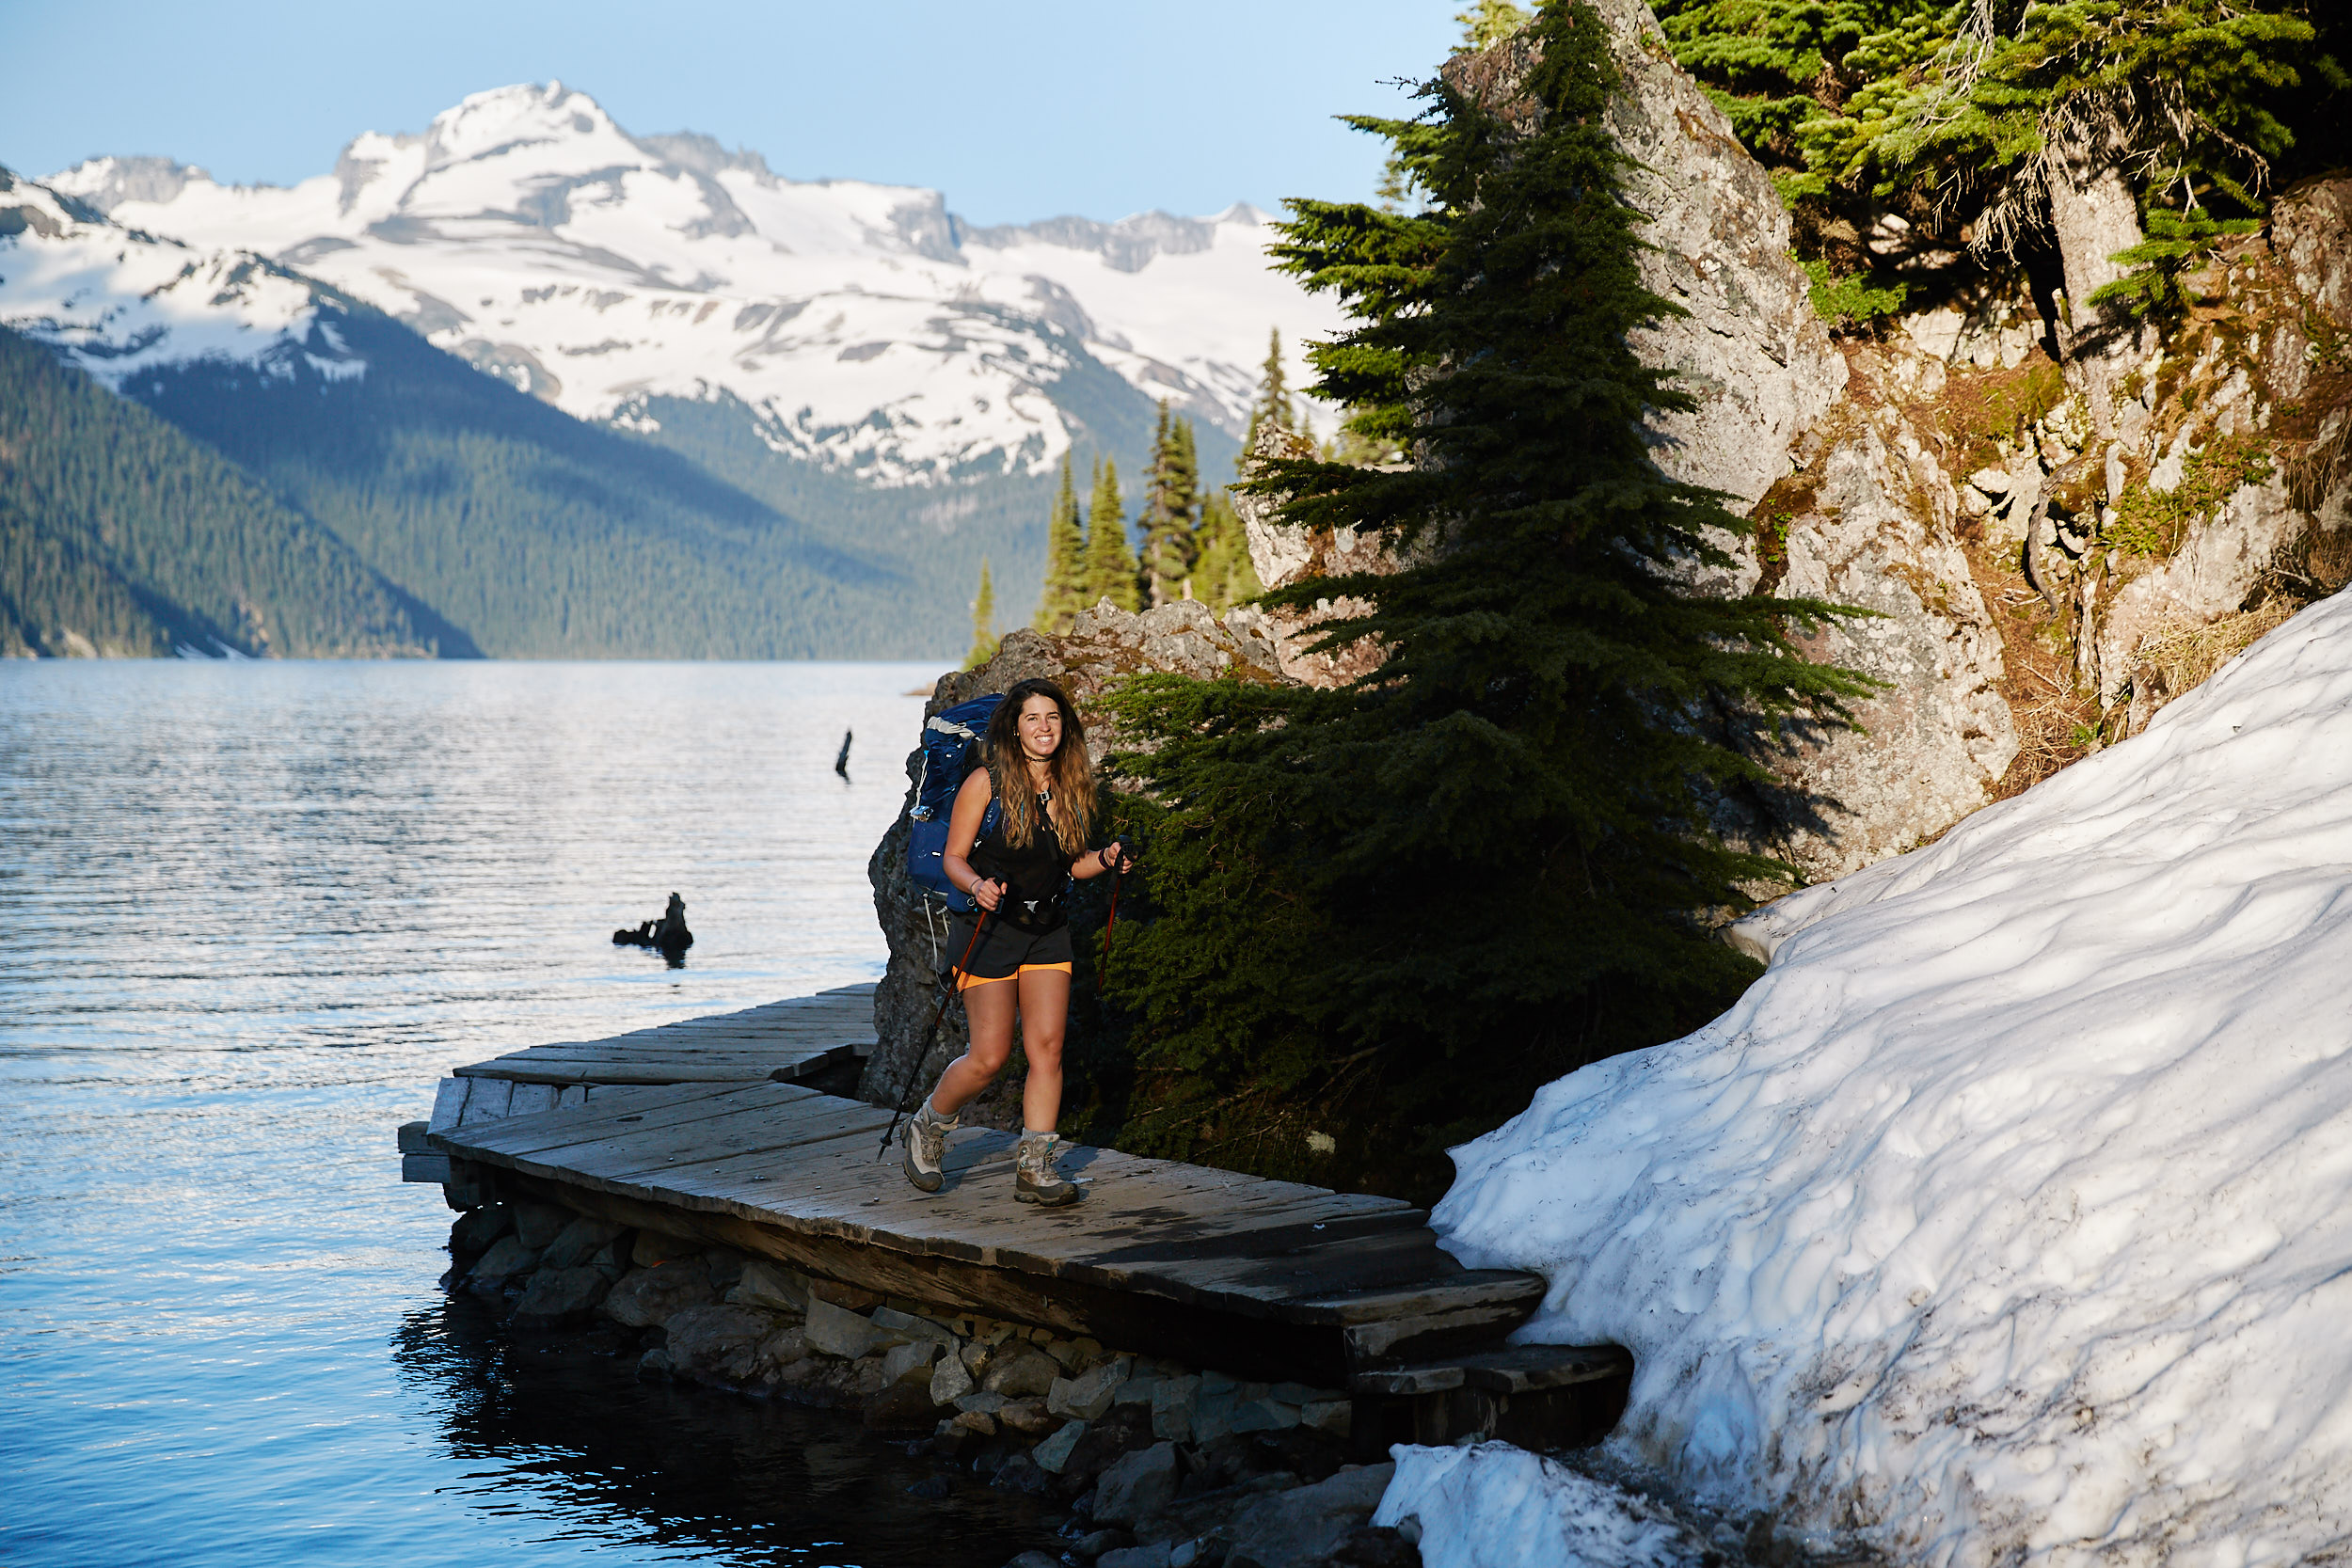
[428,1078,469,1132]
[455,1078,512,1125]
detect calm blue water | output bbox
[0,661,1058,1567]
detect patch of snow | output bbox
[0,179,361,387]
[43,83,1346,485]
[1431,588,2352,1568]
[1375,1444,1706,1568]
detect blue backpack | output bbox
[906,694,1003,911]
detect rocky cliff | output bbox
[1233,0,2349,881]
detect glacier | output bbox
[44,82,1345,487]
[1419,587,2352,1568]
[0,173,364,388]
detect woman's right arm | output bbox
[942,768,1002,911]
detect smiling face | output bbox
[1016,692,1063,764]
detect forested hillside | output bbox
[0,327,453,658]
[125,310,918,659]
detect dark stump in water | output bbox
[613,893,693,959]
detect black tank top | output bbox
[970,785,1075,931]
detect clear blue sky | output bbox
[0,0,1466,225]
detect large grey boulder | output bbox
[1094,1441,1183,1527]
[662,1304,783,1383]
[510,1266,611,1328]
[1224,1464,1397,1568]
[600,1263,714,1328]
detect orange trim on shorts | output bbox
[955,960,1074,991]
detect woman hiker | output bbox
[900,677,1134,1206]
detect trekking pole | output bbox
[877,902,991,1160]
[1095,838,1131,994]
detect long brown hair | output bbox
[985,678,1097,850]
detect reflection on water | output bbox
[0,661,1057,1567]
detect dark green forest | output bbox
[124,309,918,659]
[0,326,448,659]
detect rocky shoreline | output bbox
[446,1199,1421,1568]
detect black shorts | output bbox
[948,912,1073,989]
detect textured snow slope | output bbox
[0,176,361,386]
[47,83,1343,484]
[1432,588,2352,1568]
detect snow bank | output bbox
[1430,589,2352,1568]
[1375,1443,1701,1568]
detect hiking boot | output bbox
[1015,1132,1084,1207]
[901,1100,957,1194]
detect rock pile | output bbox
[446,1203,1410,1568]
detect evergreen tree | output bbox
[1081,458,1141,612]
[1094,0,1871,1196]
[1238,329,1299,461]
[964,557,999,669]
[1033,453,1088,633]
[1138,404,1203,605]
[1455,0,1531,48]
[1189,489,1263,611]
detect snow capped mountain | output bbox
[0,170,364,388]
[47,83,1343,487]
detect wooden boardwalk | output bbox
[407,982,1627,1437]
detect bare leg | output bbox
[1016,967,1070,1132]
[930,979,1015,1117]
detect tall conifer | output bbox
[1033,453,1087,634]
[1081,459,1140,612]
[964,557,998,669]
[1239,328,1297,461]
[1099,0,1872,1193]
[1138,404,1202,605]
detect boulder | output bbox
[1050,1357,1131,1421]
[999,1398,1060,1436]
[804,1296,887,1360]
[469,1236,540,1282]
[450,1204,511,1258]
[863,1382,940,1433]
[1099,1545,1172,1568]
[1032,1419,1089,1475]
[870,1305,956,1345]
[630,1229,703,1268]
[540,1215,627,1270]
[930,1350,977,1405]
[510,1201,573,1251]
[723,1258,808,1312]
[662,1304,781,1383]
[600,1263,715,1329]
[882,1338,942,1386]
[509,1266,611,1328]
[1223,1465,1396,1568]
[1151,1375,1200,1443]
[1094,1442,1182,1528]
[982,1342,1063,1399]
[757,1323,810,1370]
